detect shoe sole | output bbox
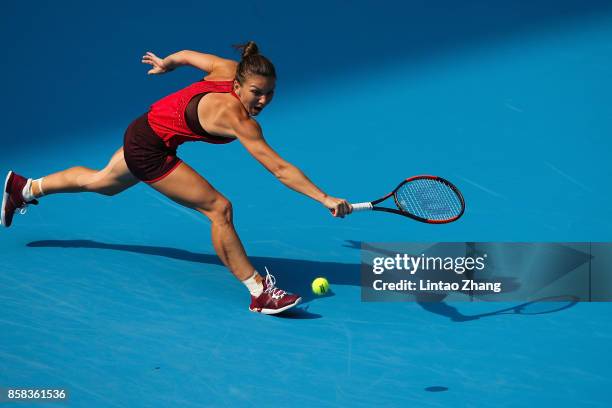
[1,171,12,227]
[251,297,302,315]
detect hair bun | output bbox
[233,41,276,84]
[234,41,259,59]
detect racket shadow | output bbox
[345,240,586,321]
[472,295,580,317]
[419,294,580,322]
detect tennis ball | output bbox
[311,277,330,295]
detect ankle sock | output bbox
[22,178,44,202]
[243,271,264,297]
[21,179,34,202]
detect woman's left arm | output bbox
[141,50,233,75]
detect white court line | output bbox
[504,103,524,113]
[456,176,505,199]
[544,161,592,193]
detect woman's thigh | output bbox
[148,162,226,213]
[80,147,140,194]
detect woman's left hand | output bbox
[141,51,170,75]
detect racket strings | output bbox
[395,179,463,221]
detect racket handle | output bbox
[351,202,373,212]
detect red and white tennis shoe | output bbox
[2,171,38,228]
[250,268,301,315]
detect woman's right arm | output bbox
[141,50,235,75]
[231,116,352,217]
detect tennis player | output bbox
[2,41,352,314]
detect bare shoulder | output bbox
[222,100,261,138]
[218,58,238,71]
[221,100,262,140]
[200,93,260,138]
[205,58,238,81]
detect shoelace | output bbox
[18,204,30,215]
[18,193,39,216]
[11,195,31,215]
[263,267,286,299]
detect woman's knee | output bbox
[81,173,132,196]
[200,196,233,224]
[79,164,136,196]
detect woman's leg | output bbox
[32,147,139,197]
[149,161,254,281]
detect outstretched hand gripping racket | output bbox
[350,175,465,224]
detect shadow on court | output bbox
[417,294,579,322]
[27,239,579,321]
[27,239,355,303]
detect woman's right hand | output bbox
[322,195,352,218]
[141,51,170,75]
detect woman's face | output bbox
[234,75,275,116]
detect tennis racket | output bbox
[350,175,465,224]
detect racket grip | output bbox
[350,202,373,212]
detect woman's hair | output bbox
[233,41,276,84]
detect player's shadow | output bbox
[26,239,355,303]
[27,239,583,321]
[276,305,322,319]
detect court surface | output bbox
[1,1,611,407]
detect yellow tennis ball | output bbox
[311,277,330,295]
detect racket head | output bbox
[391,175,465,224]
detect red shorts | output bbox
[123,113,183,183]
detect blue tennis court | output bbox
[1,1,611,406]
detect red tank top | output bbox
[147,80,239,149]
